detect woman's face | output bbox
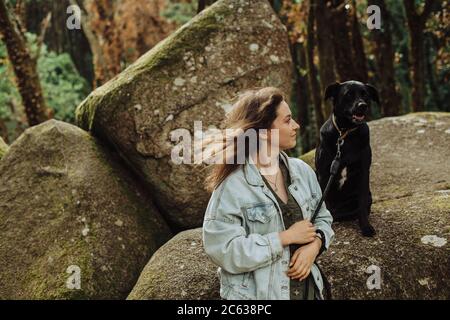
[269,100,300,151]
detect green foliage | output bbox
[37,48,89,123]
[0,32,89,141]
[0,47,15,120]
[161,1,197,25]
[386,0,412,113]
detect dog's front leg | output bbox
[358,145,376,237]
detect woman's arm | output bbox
[279,220,317,246]
[287,236,322,280]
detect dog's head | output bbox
[324,81,379,125]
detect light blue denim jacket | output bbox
[202,151,335,300]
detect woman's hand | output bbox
[286,237,322,281]
[279,220,316,246]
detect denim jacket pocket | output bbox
[245,202,277,223]
[304,193,319,216]
[244,202,278,234]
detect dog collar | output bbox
[332,114,358,140]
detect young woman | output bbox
[202,87,335,300]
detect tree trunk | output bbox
[305,0,324,143]
[408,25,425,111]
[315,0,336,119]
[291,42,312,153]
[369,0,401,116]
[83,0,122,88]
[329,0,358,81]
[350,0,368,83]
[0,0,49,126]
[403,0,437,111]
[425,34,442,109]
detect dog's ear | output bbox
[324,82,341,101]
[365,83,380,105]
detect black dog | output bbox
[315,80,379,237]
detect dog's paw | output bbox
[361,224,376,237]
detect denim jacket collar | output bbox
[243,151,300,187]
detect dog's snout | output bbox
[356,101,368,113]
[357,102,368,109]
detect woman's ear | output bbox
[324,82,341,101]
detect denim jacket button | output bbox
[294,186,298,191]
[281,286,288,290]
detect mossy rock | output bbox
[75,0,293,230]
[0,137,8,160]
[127,228,220,300]
[299,149,316,170]
[0,120,172,299]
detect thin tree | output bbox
[350,0,368,83]
[0,0,49,126]
[403,0,438,111]
[292,42,312,153]
[315,0,336,119]
[369,0,401,116]
[329,0,358,81]
[305,0,324,142]
[425,35,442,108]
[281,1,314,152]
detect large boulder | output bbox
[75,0,293,230]
[0,120,172,299]
[0,137,8,160]
[299,148,316,170]
[306,112,450,299]
[127,228,219,300]
[129,112,450,299]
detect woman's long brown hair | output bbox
[203,87,285,193]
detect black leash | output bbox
[309,132,347,301]
[310,136,344,223]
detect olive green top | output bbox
[261,160,317,300]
